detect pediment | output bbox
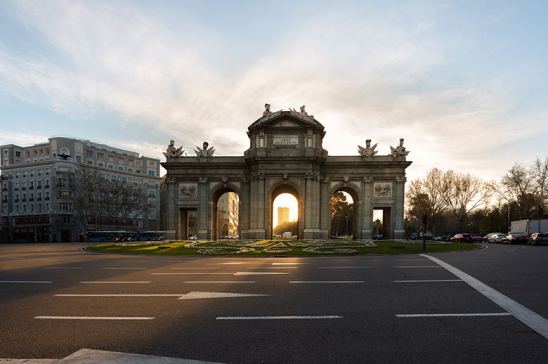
[248,111,324,131]
[271,119,302,128]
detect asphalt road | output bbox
[1,243,547,363]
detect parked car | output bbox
[528,232,548,246]
[470,234,483,242]
[450,233,474,243]
[483,232,507,243]
[506,232,528,245]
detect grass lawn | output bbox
[87,240,481,257]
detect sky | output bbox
[0,0,547,182]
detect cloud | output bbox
[0,0,546,183]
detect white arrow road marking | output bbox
[217,315,342,320]
[179,291,268,300]
[233,272,290,276]
[54,292,269,300]
[421,253,548,340]
[35,316,154,320]
[55,294,183,297]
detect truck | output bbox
[510,219,548,234]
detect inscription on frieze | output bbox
[273,134,299,145]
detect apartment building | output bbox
[0,137,160,242]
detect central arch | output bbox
[269,183,301,239]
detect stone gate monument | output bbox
[162,104,411,240]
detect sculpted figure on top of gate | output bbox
[358,139,378,158]
[163,140,184,159]
[390,138,410,158]
[194,141,216,158]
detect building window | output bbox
[148,191,156,198]
[118,166,124,171]
[148,170,155,177]
[85,150,93,159]
[108,164,114,169]
[15,151,21,157]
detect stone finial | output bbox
[358,139,378,158]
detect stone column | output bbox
[197,177,209,240]
[256,173,266,238]
[394,176,406,239]
[361,177,373,239]
[239,177,250,238]
[166,178,177,240]
[304,174,321,239]
[319,177,330,239]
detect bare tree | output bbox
[440,170,491,229]
[531,157,548,217]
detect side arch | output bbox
[209,182,241,240]
[329,182,362,239]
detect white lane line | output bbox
[80,281,151,284]
[151,272,234,275]
[318,266,371,269]
[234,272,290,276]
[103,267,146,270]
[46,267,83,270]
[397,313,511,318]
[290,281,364,284]
[421,253,548,339]
[394,279,464,283]
[272,262,305,265]
[35,316,154,320]
[217,315,342,320]
[0,280,52,284]
[184,281,255,284]
[393,265,441,268]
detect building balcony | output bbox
[21,187,26,190]
[45,197,50,201]
[29,198,34,202]
[37,198,42,201]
